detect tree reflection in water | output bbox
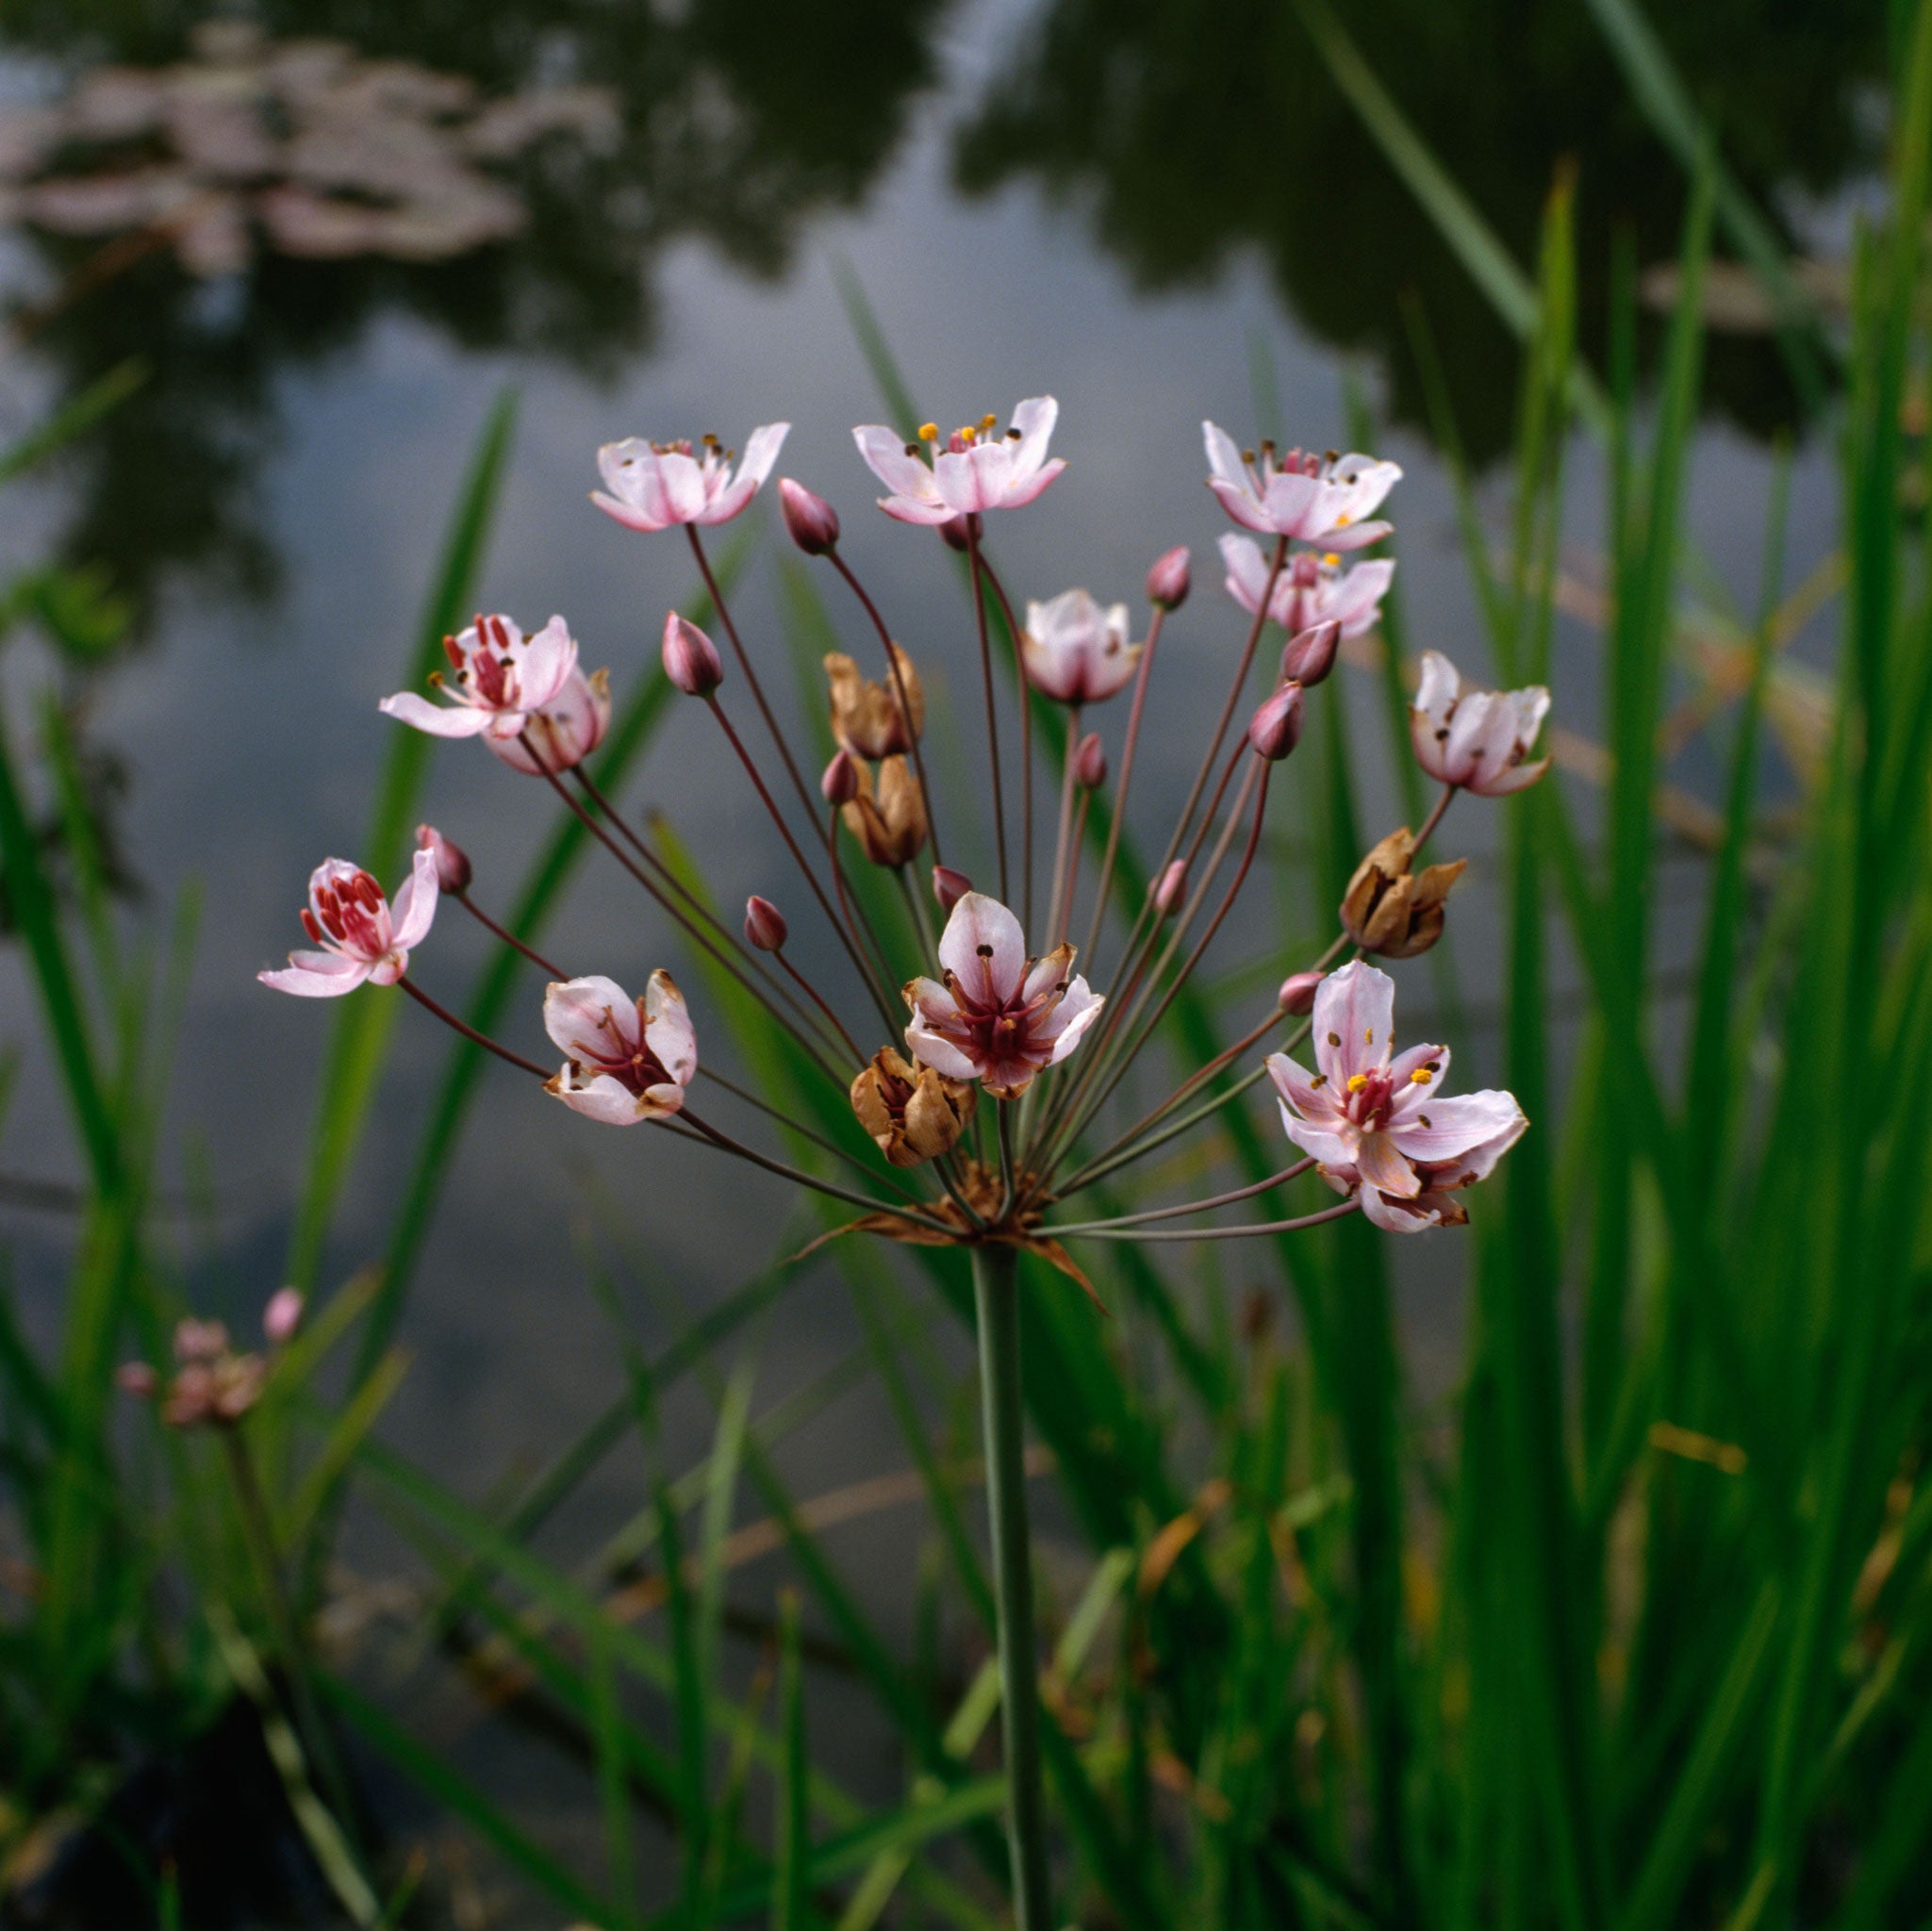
[0,0,946,625]
[953,0,1886,459]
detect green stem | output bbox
[971,1242,1052,1929]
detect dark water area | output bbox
[0,0,1873,1911]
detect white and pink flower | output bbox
[591,423,789,533]
[902,891,1104,1099]
[1203,423,1400,548]
[381,613,575,748]
[854,398,1065,526]
[1020,589,1140,704]
[1410,651,1551,796]
[258,850,438,997]
[1265,961,1524,1232]
[543,971,696,1125]
[1220,533,1394,639]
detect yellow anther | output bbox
[981,412,999,430]
[959,423,977,444]
[1411,1068,1432,1084]
[1335,513,1353,527]
[1347,1073,1370,1094]
[917,421,938,443]
[1322,552,1341,567]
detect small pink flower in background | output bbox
[591,423,789,533]
[1021,589,1140,704]
[262,1286,305,1345]
[854,397,1065,525]
[1202,423,1400,549]
[1220,533,1395,640]
[258,849,438,997]
[122,1290,305,1428]
[1265,961,1525,1233]
[1146,544,1191,610]
[543,971,697,1125]
[902,891,1103,1099]
[1410,651,1551,796]
[380,613,579,751]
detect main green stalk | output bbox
[972,1240,1053,1930]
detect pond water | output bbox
[0,0,1871,1911]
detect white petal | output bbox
[379,691,494,736]
[904,1018,979,1081]
[388,847,440,950]
[259,952,371,998]
[937,892,1026,1004]
[643,969,697,1086]
[1311,961,1395,1085]
[548,1069,652,1126]
[852,423,935,500]
[736,421,789,487]
[544,974,637,1060]
[1007,395,1058,479]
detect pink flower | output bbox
[543,971,696,1125]
[380,613,579,751]
[591,423,789,533]
[258,850,438,997]
[853,398,1065,525]
[1203,424,1400,548]
[497,665,611,777]
[1265,961,1524,1233]
[1219,533,1394,638]
[901,891,1104,1099]
[1410,651,1551,796]
[1020,589,1140,704]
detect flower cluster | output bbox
[261,391,1552,1258]
[120,1289,304,1428]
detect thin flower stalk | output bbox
[1046,1158,1314,1235]
[1081,600,1166,963]
[1044,706,1083,952]
[963,516,1012,903]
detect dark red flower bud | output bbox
[779,478,840,555]
[744,895,788,951]
[821,748,859,806]
[1278,969,1321,1015]
[1280,619,1341,688]
[932,864,972,912]
[662,612,723,696]
[937,514,971,553]
[1073,732,1107,789]
[416,823,471,894]
[1146,544,1191,611]
[1248,682,1305,760]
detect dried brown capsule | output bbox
[1339,828,1466,960]
[850,1047,976,1166]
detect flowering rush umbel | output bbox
[259,390,1548,1924]
[261,397,1550,1258]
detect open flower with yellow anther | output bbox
[1265,962,1524,1232]
[1203,422,1401,548]
[1220,533,1395,641]
[853,398,1065,525]
[590,423,789,533]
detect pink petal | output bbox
[388,847,440,950]
[1042,980,1104,1063]
[1276,1098,1353,1171]
[1265,1050,1347,1131]
[1475,754,1551,798]
[852,423,935,500]
[1201,421,1247,487]
[938,892,1026,1004]
[1208,476,1272,532]
[1259,470,1320,536]
[933,445,1006,516]
[1382,1044,1450,1126]
[1311,961,1395,1085]
[878,492,958,526]
[1360,1182,1442,1233]
[904,1018,979,1081]
[379,691,495,736]
[1321,519,1394,553]
[1413,651,1460,727]
[259,952,371,998]
[550,1070,653,1125]
[1007,396,1058,480]
[517,615,579,709]
[998,456,1065,509]
[544,974,637,1060]
[1388,1090,1527,1167]
[1357,1131,1421,1198]
[642,969,697,1086]
[1324,456,1402,528]
[695,476,756,526]
[1329,558,1395,636]
[903,975,959,1026]
[591,487,671,534]
[1218,532,1274,613]
[736,421,789,488]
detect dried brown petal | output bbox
[826,645,924,759]
[1339,827,1466,960]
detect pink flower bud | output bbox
[932,864,972,911]
[262,1286,305,1345]
[118,1361,158,1398]
[1154,860,1187,915]
[1146,544,1191,610]
[821,748,859,806]
[1073,732,1107,789]
[1278,969,1321,1015]
[662,612,723,697]
[416,823,471,894]
[1248,683,1305,760]
[744,895,788,951]
[779,478,840,555]
[937,514,971,553]
[1280,619,1341,688]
